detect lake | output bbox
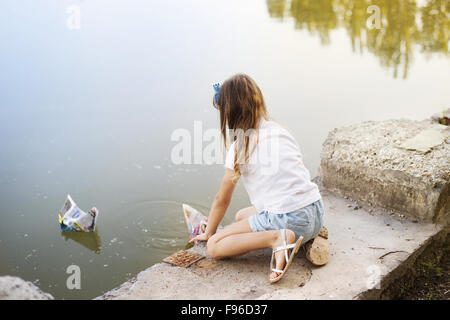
[0,0,448,299]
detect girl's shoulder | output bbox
[259,119,291,138]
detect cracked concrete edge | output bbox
[94,263,162,300]
[354,225,448,300]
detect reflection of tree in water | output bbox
[290,0,338,45]
[266,0,449,78]
[419,0,449,54]
[267,0,288,19]
[349,0,419,79]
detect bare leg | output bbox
[207,219,295,281]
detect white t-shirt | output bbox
[225,119,321,214]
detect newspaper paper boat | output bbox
[58,195,99,232]
[182,204,208,241]
[182,204,222,243]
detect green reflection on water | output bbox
[60,229,102,254]
[267,0,449,78]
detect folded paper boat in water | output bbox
[182,204,207,241]
[182,204,222,242]
[58,195,99,232]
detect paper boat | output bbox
[58,195,99,232]
[182,204,223,243]
[182,204,207,241]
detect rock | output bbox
[318,226,328,239]
[305,227,330,266]
[320,119,449,223]
[0,276,54,300]
[305,236,330,266]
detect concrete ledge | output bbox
[320,119,449,223]
[356,225,449,299]
[96,190,444,300]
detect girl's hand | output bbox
[189,232,212,244]
[189,168,235,245]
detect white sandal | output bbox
[269,229,303,283]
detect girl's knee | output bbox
[235,206,257,222]
[235,209,244,222]
[207,236,222,260]
[235,208,250,222]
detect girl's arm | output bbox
[190,168,236,242]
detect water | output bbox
[0,0,448,299]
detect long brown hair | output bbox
[213,74,268,183]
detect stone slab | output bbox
[399,126,449,153]
[320,119,449,222]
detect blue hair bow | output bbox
[213,83,220,104]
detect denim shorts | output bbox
[248,199,324,244]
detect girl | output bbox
[190,74,325,283]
